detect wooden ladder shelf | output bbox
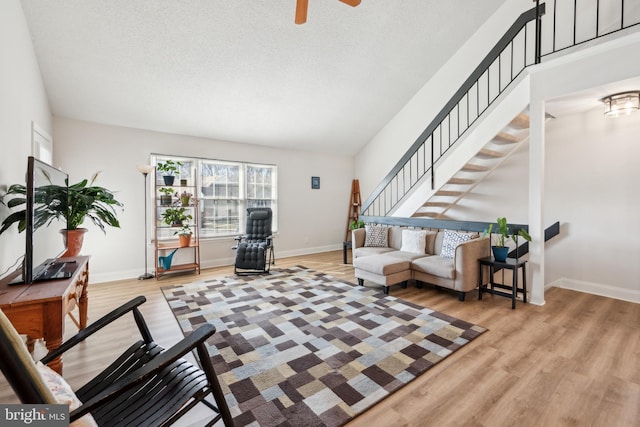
[345,179,362,241]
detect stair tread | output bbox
[476,148,504,158]
[510,113,530,129]
[448,177,475,185]
[493,131,522,144]
[461,163,489,172]
[423,201,451,207]
[434,190,463,196]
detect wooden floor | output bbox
[1,251,638,426]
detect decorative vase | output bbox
[492,246,509,262]
[178,234,192,247]
[180,196,190,206]
[60,228,88,257]
[163,176,175,186]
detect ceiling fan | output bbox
[295,0,361,24]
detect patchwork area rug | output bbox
[162,266,486,426]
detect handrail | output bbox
[362,0,640,218]
[361,5,545,217]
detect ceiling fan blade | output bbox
[295,0,308,24]
[338,0,361,7]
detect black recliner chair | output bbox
[233,207,275,275]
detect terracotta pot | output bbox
[60,228,88,257]
[178,234,192,247]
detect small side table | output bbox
[478,256,527,309]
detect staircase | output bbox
[414,113,530,218]
[361,2,639,220]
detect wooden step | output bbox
[493,131,521,144]
[476,148,504,159]
[447,177,475,185]
[461,163,489,172]
[434,190,463,197]
[510,113,530,129]
[423,201,451,207]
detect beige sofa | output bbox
[352,225,490,300]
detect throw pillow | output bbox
[36,362,98,427]
[400,229,428,254]
[440,230,475,259]
[364,224,388,247]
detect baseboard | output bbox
[90,243,344,284]
[549,277,640,304]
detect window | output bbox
[152,155,277,238]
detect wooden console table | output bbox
[0,256,90,374]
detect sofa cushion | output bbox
[353,254,410,276]
[384,251,430,262]
[400,229,427,254]
[412,256,456,279]
[439,230,476,259]
[353,247,395,258]
[364,224,388,247]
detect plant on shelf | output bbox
[179,191,193,207]
[156,160,183,185]
[483,217,532,262]
[161,206,192,227]
[0,171,123,256]
[175,222,193,247]
[158,187,175,206]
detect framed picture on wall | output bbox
[311,176,320,189]
[31,121,53,164]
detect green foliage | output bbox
[159,187,175,196]
[156,160,183,176]
[161,207,192,227]
[0,172,123,234]
[349,218,365,230]
[483,217,532,247]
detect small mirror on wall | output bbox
[311,176,320,189]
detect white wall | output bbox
[0,0,52,275]
[53,117,354,282]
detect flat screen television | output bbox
[10,156,76,284]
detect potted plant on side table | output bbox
[484,217,532,262]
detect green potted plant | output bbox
[349,218,365,230]
[175,222,193,247]
[484,217,532,262]
[158,187,174,206]
[161,206,192,228]
[0,172,123,256]
[156,160,183,186]
[179,190,193,207]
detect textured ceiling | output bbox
[20,0,506,156]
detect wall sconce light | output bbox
[602,91,640,118]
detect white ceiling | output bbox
[19,0,507,156]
